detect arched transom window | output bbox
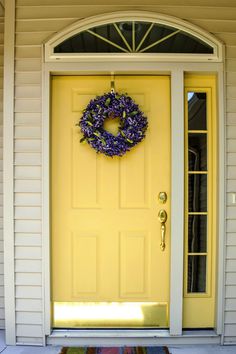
[55,21,213,54]
[45,12,222,62]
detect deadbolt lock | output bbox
[158,192,167,204]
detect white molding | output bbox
[3,0,15,345]
[46,53,220,64]
[42,47,52,341]
[44,61,223,73]
[170,69,184,336]
[44,11,223,63]
[42,60,224,342]
[217,54,226,341]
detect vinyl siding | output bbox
[12,0,236,345]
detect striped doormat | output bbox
[60,347,170,354]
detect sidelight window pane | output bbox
[187,255,207,293]
[188,133,207,171]
[188,92,207,130]
[188,215,207,253]
[188,174,207,212]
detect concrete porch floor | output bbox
[0,332,236,354]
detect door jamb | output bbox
[42,60,225,339]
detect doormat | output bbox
[60,347,170,354]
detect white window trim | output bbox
[42,60,225,342]
[44,11,223,63]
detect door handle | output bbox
[158,209,167,251]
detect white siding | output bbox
[0,3,4,330]
[12,0,236,345]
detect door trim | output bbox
[42,61,225,340]
[169,69,184,335]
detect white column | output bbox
[170,69,184,335]
[42,66,52,339]
[216,67,226,339]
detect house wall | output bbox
[9,0,236,345]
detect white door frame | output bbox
[42,60,225,341]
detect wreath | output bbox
[78,91,148,157]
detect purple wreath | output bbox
[78,91,148,157]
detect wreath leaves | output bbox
[78,91,148,157]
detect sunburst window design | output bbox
[54,21,214,54]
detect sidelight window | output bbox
[184,85,216,299]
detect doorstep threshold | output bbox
[49,329,218,338]
[47,329,220,346]
[49,329,170,338]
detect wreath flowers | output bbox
[78,91,148,157]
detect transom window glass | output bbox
[54,21,214,54]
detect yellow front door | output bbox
[51,75,171,328]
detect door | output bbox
[51,75,171,328]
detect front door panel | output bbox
[51,76,171,328]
